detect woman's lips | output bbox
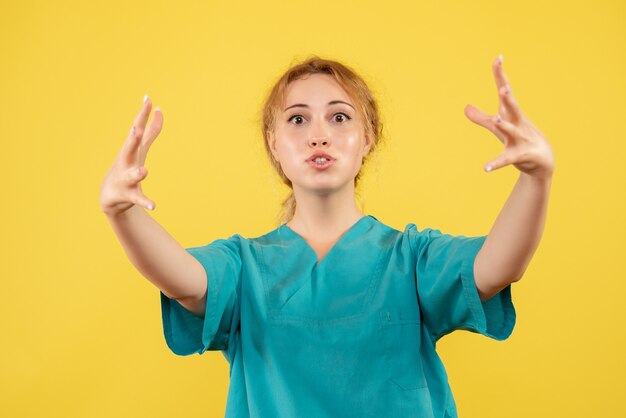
[307,158,335,170]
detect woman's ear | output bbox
[267,130,278,160]
[363,133,373,156]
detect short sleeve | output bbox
[160,234,242,356]
[406,224,516,344]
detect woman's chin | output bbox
[294,180,354,196]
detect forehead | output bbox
[283,73,353,106]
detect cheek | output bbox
[281,130,308,149]
[340,131,366,155]
[277,137,301,158]
[274,138,303,177]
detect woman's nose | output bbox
[308,120,330,147]
[308,136,329,147]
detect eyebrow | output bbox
[283,100,355,112]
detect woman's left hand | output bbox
[464,55,555,180]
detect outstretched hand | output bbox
[464,55,554,180]
[100,95,164,216]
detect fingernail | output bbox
[155,106,160,112]
[496,115,502,123]
[137,167,142,176]
[148,203,154,210]
[131,126,135,135]
[143,94,149,103]
[486,165,493,172]
[498,54,503,65]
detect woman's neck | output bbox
[287,185,365,242]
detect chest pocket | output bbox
[380,304,428,390]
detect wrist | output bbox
[520,171,552,189]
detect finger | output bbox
[119,125,142,164]
[464,104,509,144]
[136,106,163,166]
[126,166,155,210]
[133,95,153,134]
[130,191,156,211]
[464,103,492,126]
[485,149,517,172]
[492,55,525,123]
[492,54,510,96]
[493,114,522,142]
[126,96,153,159]
[123,96,153,164]
[498,83,523,123]
[126,165,148,185]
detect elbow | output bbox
[510,267,527,283]
[475,269,523,300]
[494,272,524,288]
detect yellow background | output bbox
[1,0,625,416]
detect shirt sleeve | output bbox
[406,224,516,344]
[159,234,242,356]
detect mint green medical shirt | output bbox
[160,215,515,418]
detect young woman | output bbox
[100,55,554,417]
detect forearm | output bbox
[474,172,552,299]
[105,205,206,301]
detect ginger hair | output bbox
[260,55,384,225]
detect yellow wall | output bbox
[1,0,624,416]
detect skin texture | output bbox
[268,56,555,302]
[100,55,554,316]
[266,73,373,259]
[100,95,163,215]
[464,55,554,301]
[101,96,208,317]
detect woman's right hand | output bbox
[100,95,163,217]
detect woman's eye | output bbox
[333,113,351,123]
[288,115,305,124]
[287,113,351,125]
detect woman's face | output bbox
[267,73,372,195]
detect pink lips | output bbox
[307,152,335,170]
[307,152,335,162]
[307,159,334,169]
